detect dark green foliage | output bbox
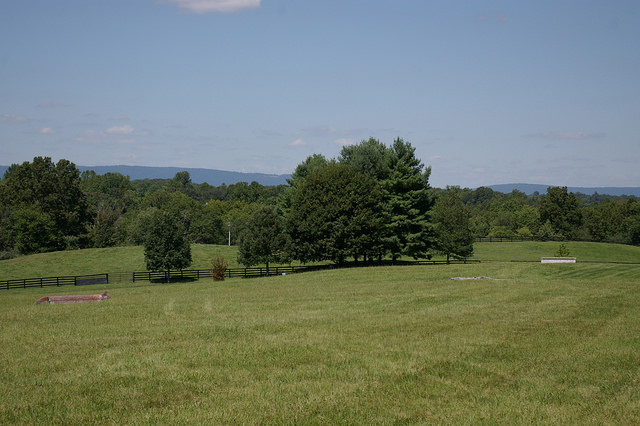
[623,199,640,245]
[3,153,639,259]
[81,171,135,247]
[340,137,392,181]
[0,157,90,253]
[287,163,384,264]
[238,206,290,274]
[339,137,434,261]
[280,154,329,215]
[383,138,434,260]
[432,189,474,263]
[10,205,58,254]
[539,186,582,239]
[189,205,226,244]
[143,210,192,278]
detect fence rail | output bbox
[1,260,479,290]
[1,273,108,290]
[475,235,636,245]
[131,260,479,283]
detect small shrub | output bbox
[555,243,571,257]
[210,256,228,281]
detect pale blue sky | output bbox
[1,0,639,188]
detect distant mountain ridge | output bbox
[81,165,291,186]
[1,164,638,196]
[0,164,291,186]
[487,183,640,197]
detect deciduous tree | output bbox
[286,163,384,264]
[432,189,474,263]
[1,157,90,252]
[539,186,582,239]
[143,210,192,281]
[237,206,289,275]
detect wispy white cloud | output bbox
[106,124,149,136]
[106,124,135,135]
[288,138,307,147]
[526,131,605,140]
[159,0,260,14]
[0,114,28,123]
[40,127,56,134]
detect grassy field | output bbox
[1,242,639,423]
[0,240,638,282]
[0,244,239,281]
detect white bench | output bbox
[541,257,576,263]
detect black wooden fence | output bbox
[131,265,325,282]
[130,259,479,283]
[1,273,109,290]
[1,259,479,290]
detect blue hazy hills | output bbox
[1,164,638,196]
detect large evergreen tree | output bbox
[339,137,435,261]
[384,138,434,260]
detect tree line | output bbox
[1,141,639,271]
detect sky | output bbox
[1,0,639,189]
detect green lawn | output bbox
[0,244,239,281]
[472,240,640,263]
[1,250,639,423]
[1,241,638,282]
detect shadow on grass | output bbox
[149,277,200,284]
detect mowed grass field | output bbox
[1,240,638,281]
[1,243,639,423]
